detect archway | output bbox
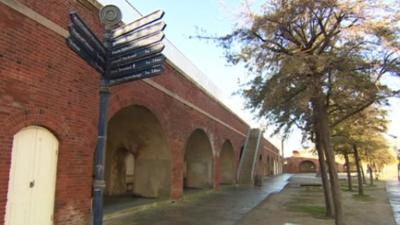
[220,140,235,184]
[105,105,171,198]
[6,126,59,225]
[268,156,273,175]
[299,160,317,173]
[183,129,213,189]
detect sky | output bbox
[98,0,400,156]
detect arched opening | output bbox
[183,129,213,189]
[220,140,235,185]
[263,155,268,176]
[125,153,135,192]
[6,126,59,225]
[105,105,171,199]
[267,156,272,176]
[255,153,265,177]
[299,160,317,173]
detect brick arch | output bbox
[107,85,182,154]
[108,91,169,133]
[3,111,67,141]
[1,107,97,160]
[219,139,236,185]
[299,160,317,173]
[183,128,215,189]
[105,104,173,198]
[0,108,97,225]
[107,84,204,199]
[183,127,216,156]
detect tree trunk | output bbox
[368,165,374,185]
[313,95,345,225]
[344,152,352,191]
[360,164,367,184]
[373,163,379,181]
[315,132,334,217]
[353,144,364,196]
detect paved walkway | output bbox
[104,174,292,225]
[387,180,400,225]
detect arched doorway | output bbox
[105,105,171,198]
[268,156,273,175]
[183,129,213,189]
[220,140,235,184]
[6,126,59,225]
[299,160,317,173]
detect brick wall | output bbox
[0,1,279,224]
[284,157,345,173]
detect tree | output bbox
[332,106,394,194]
[201,1,400,224]
[332,141,353,191]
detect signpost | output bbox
[65,5,166,225]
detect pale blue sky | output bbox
[99,0,400,155]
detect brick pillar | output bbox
[170,138,184,200]
[214,154,221,191]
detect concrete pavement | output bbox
[387,180,400,225]
[104,174,292,225]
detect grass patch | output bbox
[288,205,328,219]
[352,194,374,202]
[302,186,323,193]
[341,186,358,192]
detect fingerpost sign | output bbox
[65,5,166,225]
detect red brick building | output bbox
[0,1,281,224]
[284,151,344,173]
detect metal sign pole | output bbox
[65,5,166,225]
[92,79,109,225]
[92,7,120,225]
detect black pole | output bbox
[93,28,112,225]
[92,79,110,225]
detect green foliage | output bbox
[332,106,395,171]
[203,3,399,222]
[209,0,400,139]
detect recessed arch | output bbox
[105,105,171,198]
[299,160,317,173]
[220,140,236,185]
[183,129,213,189]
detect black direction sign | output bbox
[112,10,164,38]
[112,21,166,48]
[109,54,165,78]
[111,42,165,67]
[66,37,104,73]
[69,25,105,65]
[70,12,105,56]
[66,9,167,86]
[108,65,165,86]
[112,32,165,57]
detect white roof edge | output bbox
[92,0,251,127]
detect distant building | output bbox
[284,150,345,173]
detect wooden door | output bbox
[5,126,59,225]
